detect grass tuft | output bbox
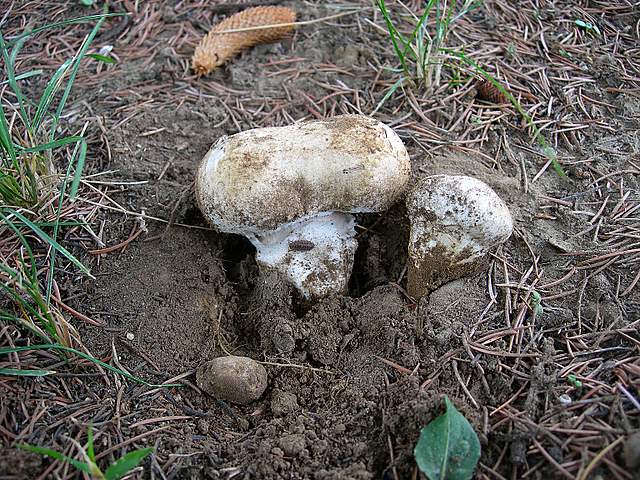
[18,424,154,480]
[374,0,481,95]
[0,10,173,389]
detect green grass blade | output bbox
[371,77,405,115]
[68,138,87,200]
[44,134,88,306]
[400,0,436,62]
[86,424,96,463]
[8,220,86,228]
[5,209,92,277]
[33,58,74,132]
[0,211,59,339]
[2,34,32,136]
[0,94,18,166]
[0,173,28,206]
[376,0,410,73]
[0,344,182,387]
[20,135,84,153]
[104,448,153,480]
[0,311,53,343]
[0,277,57,339]
[0,69,43,86]
[6,13,126,46]
[448,51,567,178]
[51,12,107,139]
[452,0,483,23]
[0,368,56,376]
[1,210,39,278]
[17,445,92,473]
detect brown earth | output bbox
[1,1,639,479]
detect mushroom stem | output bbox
[253,212,357,300]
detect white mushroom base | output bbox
[253,212,357,300]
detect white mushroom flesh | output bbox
[256,212,357,299]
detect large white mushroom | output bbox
[406,175,513,299]
[196,114,410,299]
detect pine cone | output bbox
[192,6,296,75]
[475,79,508,104]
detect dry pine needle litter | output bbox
[192,6,296,75]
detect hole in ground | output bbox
[348,208,410,297]
[219,233,257,290]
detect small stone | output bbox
[196,355,267,405]
[558,394,572,406]
[624,431,640,470]
[126,332,135,341]
[271,389,299,417]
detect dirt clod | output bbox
[271,389,299,416]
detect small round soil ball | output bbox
[624,431,640,470]
[196,355,268,405]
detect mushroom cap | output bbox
[407,175,513,263]
[196,114,410,236]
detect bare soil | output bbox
[1,1,639,479]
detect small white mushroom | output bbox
[406,175,513,299]
[196,355,267,405]
[196,114,410,299]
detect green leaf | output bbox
[574,19,601,35]
[17,444,92,473]
[104,448,153,480]
[80,0,95,6]
[414,397,481,480]
[531,291,543,317]
[87,53,116,64]
[0,368,56,376]
[567,374,582,389]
